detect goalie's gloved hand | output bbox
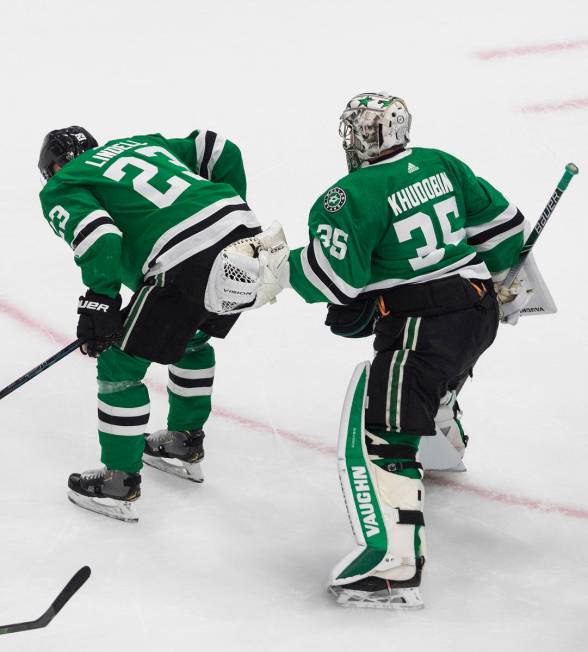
[77,290,123,357]
[325,298,378,338]
[493,276,532,326]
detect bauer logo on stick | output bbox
[324,187,347,212]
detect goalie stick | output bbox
[505,162,579,288]
[0,566,91,635]
[0,339,81,401]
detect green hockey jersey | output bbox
[289,147,525,304]
[39,129,258,297]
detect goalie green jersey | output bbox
[289,147,525,304]
[39,130,258,298]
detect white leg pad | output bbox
[330,362,426,588]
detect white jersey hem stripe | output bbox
[141,196,250,276]
[144,208,259,278]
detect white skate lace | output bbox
[82,468,106,481]
[149,430,174,444]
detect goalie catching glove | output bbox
[204,221,290,315]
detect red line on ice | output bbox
[521,97,588,113]
[476,39,588,60]
[2,298,587,521]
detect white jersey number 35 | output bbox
[393,196,465,271]
[317,224,349,260]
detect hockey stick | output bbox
[0,566,91,635]
[0,339,81,401]
[505,162,579,287]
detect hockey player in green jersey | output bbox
[38,125,286,522]
[252,93,531,608]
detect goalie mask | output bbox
[339,93,412,172]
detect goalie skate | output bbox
[329,578,424,610]
[418,430,466,472]
[419,390,467,472]
[67,492,139,523]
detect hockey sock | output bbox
[367,432,421,479]
[97,347,151,474]
[167,332,215,432]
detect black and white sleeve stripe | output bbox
[304,238,361,305]
[194,130,227,179]
[71,209,122,258]
[466,204,525,252]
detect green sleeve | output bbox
[289,185,382,304]
[442,152,525,273]
[39,180,122,298]
[167,130,247,200]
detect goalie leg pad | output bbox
[330,362,426,595]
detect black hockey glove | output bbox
[77,290,123,357]
[325,298,378,338]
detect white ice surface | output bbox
[0,1,587,650]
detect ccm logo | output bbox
[79,300,109,312]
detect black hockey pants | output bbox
[365,275,499,437]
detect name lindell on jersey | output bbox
[388,172,454,216]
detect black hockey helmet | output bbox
[38,126,98,180]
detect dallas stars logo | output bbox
[324,187,346,213]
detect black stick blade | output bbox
[0,566,91,635]
[51,566,91,615]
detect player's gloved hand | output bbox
[493,275,532,326]
[76,290,123,357]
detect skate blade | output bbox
[328,584,424,610]
[67,491,139,523]
[142,455,204,483]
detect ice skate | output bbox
[329,569,424,610]
[143,429,204,483]
[67,467,141,523]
